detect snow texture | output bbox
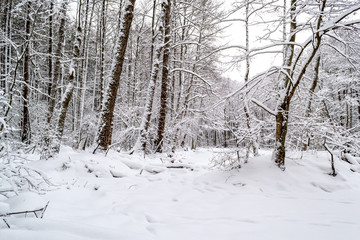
[1,147,360,240]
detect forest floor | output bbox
[1,147,360,240]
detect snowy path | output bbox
[1,148,360,240]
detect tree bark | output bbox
[98,0,107,111]
[21,1,32,144]
[273,0,297,168]
[0,0,9,91]
[78,0,90,131]
[96,0,136,151]
[273,0,326,168]
[55,0,82,151]
[47,0,67,124]
[47,0,53,100]
[155,0,172,153]
[131,0,160,154]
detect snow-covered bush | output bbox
[210,149,245,170]
[0,143,52,199]
[0,156,52,199]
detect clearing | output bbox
[1,147,360,240]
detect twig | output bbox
[3,219,10,228]
[92,144,100,154]
[323,139,337,177]
[0,202,49,218]
[40,201,50,218]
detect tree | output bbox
[55,0,83,152]
[95,0,137,151]
[47,0,67,124]
[131,0,161,154]
[21,0,32,144]
[154,0,172,153]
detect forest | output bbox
[1,0,359,166]
[2,0,360,168]
[1,0,360,238]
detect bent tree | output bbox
[96,0,136,151]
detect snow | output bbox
[4,192,47,213]
[0,202,10,215]
[1,147,360,239]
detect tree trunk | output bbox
[243,0,258,160]
[131,0,162,154]
[21,1,32,144]
[78,0,90,131]
[96,0,136,151]
[98,0,107,111]
[155,0,172,153]
[47,0,67,124]
[274,100,289,168]
[47,0,53,100]
[56,69,75,142]
[272,0,297,168]
[55,0,82,151]
[0,0,9,92]
[273,0,326,168]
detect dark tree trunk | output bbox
[47,0,67,124]
[21,1,32,144]
[0,0,8,91]
[274,100,290,168]
[155,0,172,153]
[96,0,136,151]
[98,0,106,111]
[47,0,53,100]
[272,0,297,168]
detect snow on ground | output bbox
[1,147,360,240]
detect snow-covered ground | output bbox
[1,147,360,240]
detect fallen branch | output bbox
[165,164,194,171]
[0,201,50,218]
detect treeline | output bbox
[1,0,360,170]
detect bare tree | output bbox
[155,0,172,153]
[55,0,83,151]
[95,0,137,151]
[21,0,32,144]
[47,0,68,124]
[131,0,160,154]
